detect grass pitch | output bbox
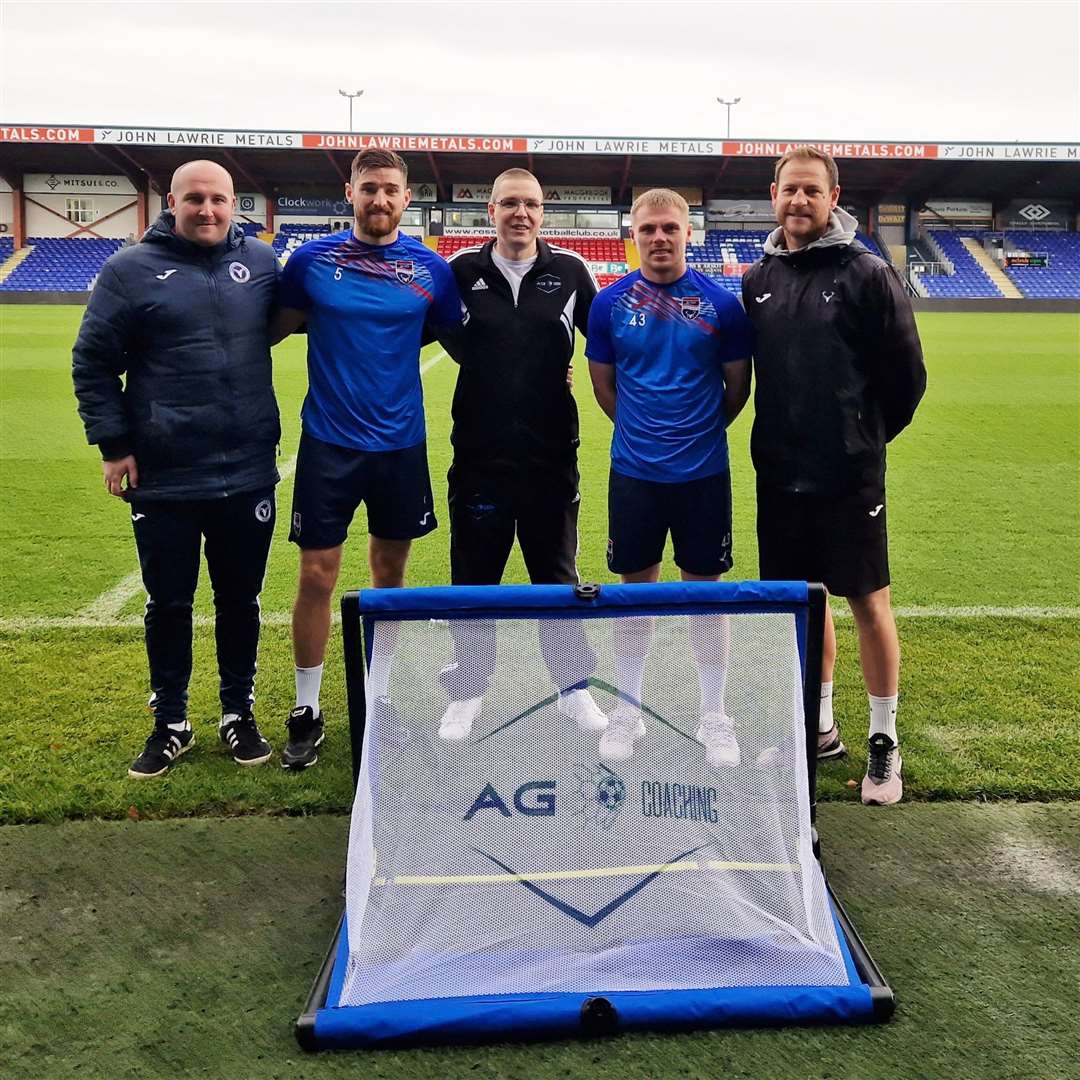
[1,308,1077,821]
[0,306,1078,1078]
[2,803,1077,1080]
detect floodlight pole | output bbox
[716,96,742,139]
[338,89,364,132]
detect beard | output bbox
[356,206,401,237]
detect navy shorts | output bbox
[756,484,890,598]
[607,469,733,577]
[288,432,437,550]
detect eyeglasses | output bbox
[494,198,543,213]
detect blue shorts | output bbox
[288,432,437,550]
[607,468,733,577]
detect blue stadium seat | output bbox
[0,237,125,292]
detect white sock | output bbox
[697,663,728,716]
[868,693,898,742]
[690,614,730,716]
[366,625,398,701]
[166,720,191,733]
[367,652,392,701]
[295,663,323,714]
[819,681,835,733]
[614,617,651,709]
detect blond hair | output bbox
[630,188,689,221]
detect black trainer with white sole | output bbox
[282,705,325,770]
[128,726,194,779]
[219,712,273,766]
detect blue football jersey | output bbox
[586,268,752,482]
[279,231,463,452]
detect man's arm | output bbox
[589,361,617,421]
[871,265,927,441]
[270,307,306,345]
[72,263,138,494]
[722,359,751,425]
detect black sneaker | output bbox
[282,706,324,770]
[817,721,847,760]
[128,725,194,779]
[219,712,272,766]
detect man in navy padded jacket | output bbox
[73,160,281,779]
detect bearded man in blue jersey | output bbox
[273,148,463,769]
[588,189,752,767]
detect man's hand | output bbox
[566,363,574,389]
[103,455,138,498]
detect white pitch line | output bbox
[22,352,452,635]
[74,569,145,622]
[2,605,1077,634]
[73,454,300,623]
[833,605,1080,619]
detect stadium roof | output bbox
[2,125,1078,203]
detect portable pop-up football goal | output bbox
[297,581,893,1048]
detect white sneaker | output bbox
[695,712,741,768]
[438,697,482,741]
[557,688,609,732]
[599,707,646,763]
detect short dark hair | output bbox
[350,148,408,185]
[773,146,839,189]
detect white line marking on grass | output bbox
[0,610,335,632]
[43,353,451,634]
[75,569,145,622]
[2,606,1078,634]
[73,455,301,623]
[832,605,1080,619]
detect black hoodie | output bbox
[742,235,926,495]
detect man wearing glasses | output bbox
[434,168,606,741]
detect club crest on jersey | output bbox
[228,261,250,284]
[536,273,561,294]
[679,295,701,320]
[393,260,415,285]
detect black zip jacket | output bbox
[72,212,281,500]
[742,240,926,495]
[439,238,597,476]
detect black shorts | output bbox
[607,468,733,577]
[288,432,436,550]
[756,485,890,598]
[448,463,580,586]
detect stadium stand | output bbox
[919,230,1003,298]
[435,236,626,262]
[273,222,331,258]
[998,231,1080,299]
[0,236,13,262]
[684,230,887,294]
[433,235,628,289]
[0,237,125,292]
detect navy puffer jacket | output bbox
[72,212,280,500]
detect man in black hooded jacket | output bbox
[743,147,926,807]
[73,160,281,779]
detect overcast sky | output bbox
[1,0,1078,141]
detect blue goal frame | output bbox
[296,580,893,1049]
